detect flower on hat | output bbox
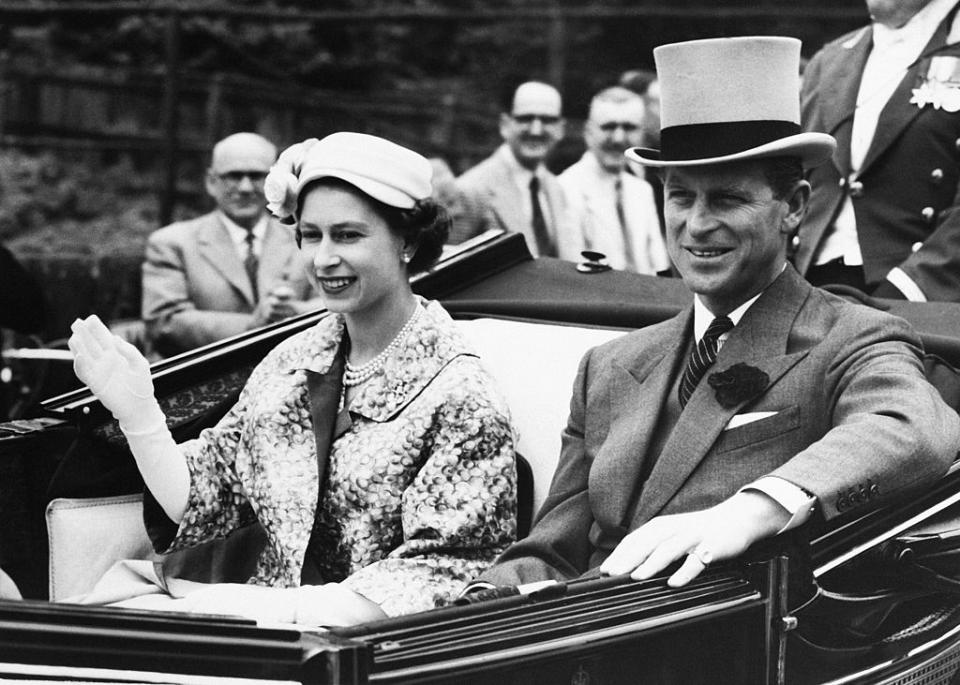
[707,363,769,409]
[264,138,319,223]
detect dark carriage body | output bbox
[2,231,960,683]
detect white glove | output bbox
[68,314,162,433]
[68,314,188,523]
[176,583,387,627]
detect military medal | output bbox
[912,55,960,111]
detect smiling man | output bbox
[559,86,669,274]
[455,81,578,259]
[143,132,323,356]
[477,37,960,591]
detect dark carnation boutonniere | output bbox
[707,363,769,409]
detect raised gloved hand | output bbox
[68,315,162,433]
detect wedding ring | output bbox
[691,547,713,566]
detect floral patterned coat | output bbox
[146,300,517,616]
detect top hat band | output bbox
[659,120,801,161]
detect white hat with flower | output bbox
[264,132,433,224]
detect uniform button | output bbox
[849,180,864,198]
[912,241,924,252]
[922,207,936,222]
[790,235,801,251]
[870,483,881,498]
[931,168,945,183]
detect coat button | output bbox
[849,180,864,198]
[922,207,936,222]
[838,177,847,189]
[912,241,924,252]
[955,137,960,151]
[931,168,945,183]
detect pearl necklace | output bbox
[343,305,422,387]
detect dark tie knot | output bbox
[529,175,540,193]
[703,315,734,343]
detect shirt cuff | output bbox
[886,268,927,302]
[739,476,817,534]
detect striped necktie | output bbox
[678,315,734,408]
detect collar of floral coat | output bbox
[283,298,478,422]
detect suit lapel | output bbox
[629,268,813,526]
[821,28,871,176]
[589,312,689,528]
[259,219,296,293]
[198,215,256,306]
[860,8,957,175]
[481,154,526,235]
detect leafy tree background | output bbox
[0,0,866,337]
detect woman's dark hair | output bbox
[295,178,451,273]
[375,196,451,273]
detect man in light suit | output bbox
[559,86,670,275]
[798,0,960,302]
[143,133,322,357]
[454,81,579,260]
[478,37,960,590]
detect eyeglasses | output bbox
[511,113,562,126]
[597,122,640,133]
[216,171,268,185]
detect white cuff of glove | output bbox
[118,402,189,524]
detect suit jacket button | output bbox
[912,241,924,253]
[849,181,864,198]
[931,168,945,183]
[922,207,936,222]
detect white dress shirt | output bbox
[219,211,268,261]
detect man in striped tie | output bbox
[478,36,960,591]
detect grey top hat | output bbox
[626,36,836,168]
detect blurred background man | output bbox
[455,81,578,259]
[558,86,669,274]
[142,132,322,357]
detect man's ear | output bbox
[204,169,218,199]
[498,113,512,140]
[780,179,811,235]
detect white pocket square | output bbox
[724,411,778,431]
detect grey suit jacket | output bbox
[798,5,960,300]
[142,211,320,355]
[455,147,580,260]
[482,267,960,585]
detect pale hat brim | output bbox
[626,131,836,169]
[296,165,421,209]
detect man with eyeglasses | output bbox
[143,132,322,356]
[455,81,579,259]
[559,86,670,274]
